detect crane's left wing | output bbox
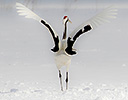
[65,6,117,55]
[16,2,60,52]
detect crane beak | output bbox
[68,19,72,23]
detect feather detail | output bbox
[16,2,42,22]
[69,6,118,38]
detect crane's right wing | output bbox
[16,2,60,52]
[65,6,117,55]
[69,6,118,38]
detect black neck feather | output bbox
[62,20,68,40]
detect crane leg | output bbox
[59,70,63,91]
[66,72,68,90]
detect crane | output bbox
[16,3,117,91]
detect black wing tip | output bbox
[65,37,76,55]
[51,47,59,52]
[83,24,92,32]
[41,20,45,24]
[41,20,60,53]
[65,48,77,55]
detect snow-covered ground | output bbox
[0,1,128,99]
[0,81,128,100]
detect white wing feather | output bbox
[69,6,118,38]
[16,2,42,21]
[16,2,58,37]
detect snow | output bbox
[0,81,128,100]
[0,1,128,100]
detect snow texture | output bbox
[0,81,128,100]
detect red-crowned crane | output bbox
[16,3,117,91]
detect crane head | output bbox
[63,16,72,24]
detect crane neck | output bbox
[62,20,68,40]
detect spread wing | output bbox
[65,6,118,55]
[16,2,60,52]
